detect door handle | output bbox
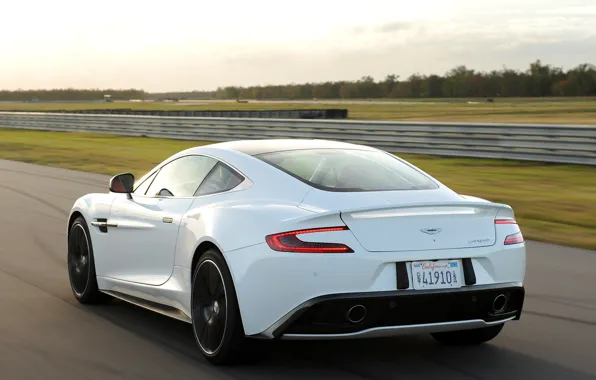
[162,217,173,224]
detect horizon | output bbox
[3,58,595,95]
[2,0,596,92]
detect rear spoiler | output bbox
[292,200,514,225]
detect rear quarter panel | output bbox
[174,184,325,269]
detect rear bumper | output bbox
[224,240,526,336]
[252,282,525,340]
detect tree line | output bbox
[212,61,596,100]
[0,89,147,102]
[1,60,595,102]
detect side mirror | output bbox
[109,173,135,198]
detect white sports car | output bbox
[67,139,526,365]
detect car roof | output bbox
[202,139,377,156]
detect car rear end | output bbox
[225,145,526,340]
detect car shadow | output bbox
[85,299,595,380]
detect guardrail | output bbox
[1,108,349,119]
[1,112,595,165]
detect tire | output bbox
[67,216,113,304]
[191,248,262,365]
[431,324,504,345]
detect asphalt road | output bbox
[1,158,595,380]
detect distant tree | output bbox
[382,74,399,96]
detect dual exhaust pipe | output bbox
[344,293,508,324]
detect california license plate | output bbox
[411,260,462,290]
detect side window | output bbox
[146,155,218,197]
[195,162,245,196]
[133,171,158,195]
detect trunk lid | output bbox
[299,189,508,252]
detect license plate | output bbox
[411,260,462,290]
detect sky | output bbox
[1,0,595,92]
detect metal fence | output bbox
[1,111,595,166]
[1,108,349,119]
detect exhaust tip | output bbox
[492,294,507,313]
[346,304,367,324]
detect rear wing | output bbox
[292,200,514,225]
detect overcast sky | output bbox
[1,0,595,92]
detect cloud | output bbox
[2,0,596,91]
[196,9,596,90]
[374,22,416,34]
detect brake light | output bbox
[504,231,524,245]
[495,219,517,225]
[265,226,353,253]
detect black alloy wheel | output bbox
[68,222,91,297]
[191,248,264,365]
[67,216,112,304]
[192,258,228,356]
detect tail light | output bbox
[265,226,353,253]
[495,219,517,225]
[495,219,524,245]
[504,231,524,245]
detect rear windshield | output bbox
[256,149,439,192]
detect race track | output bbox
[1,158,595,380]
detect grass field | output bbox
[0,128,594,250]
[1,97,595,124]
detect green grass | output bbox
[1,98,595,124]
[0,128,594,250]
